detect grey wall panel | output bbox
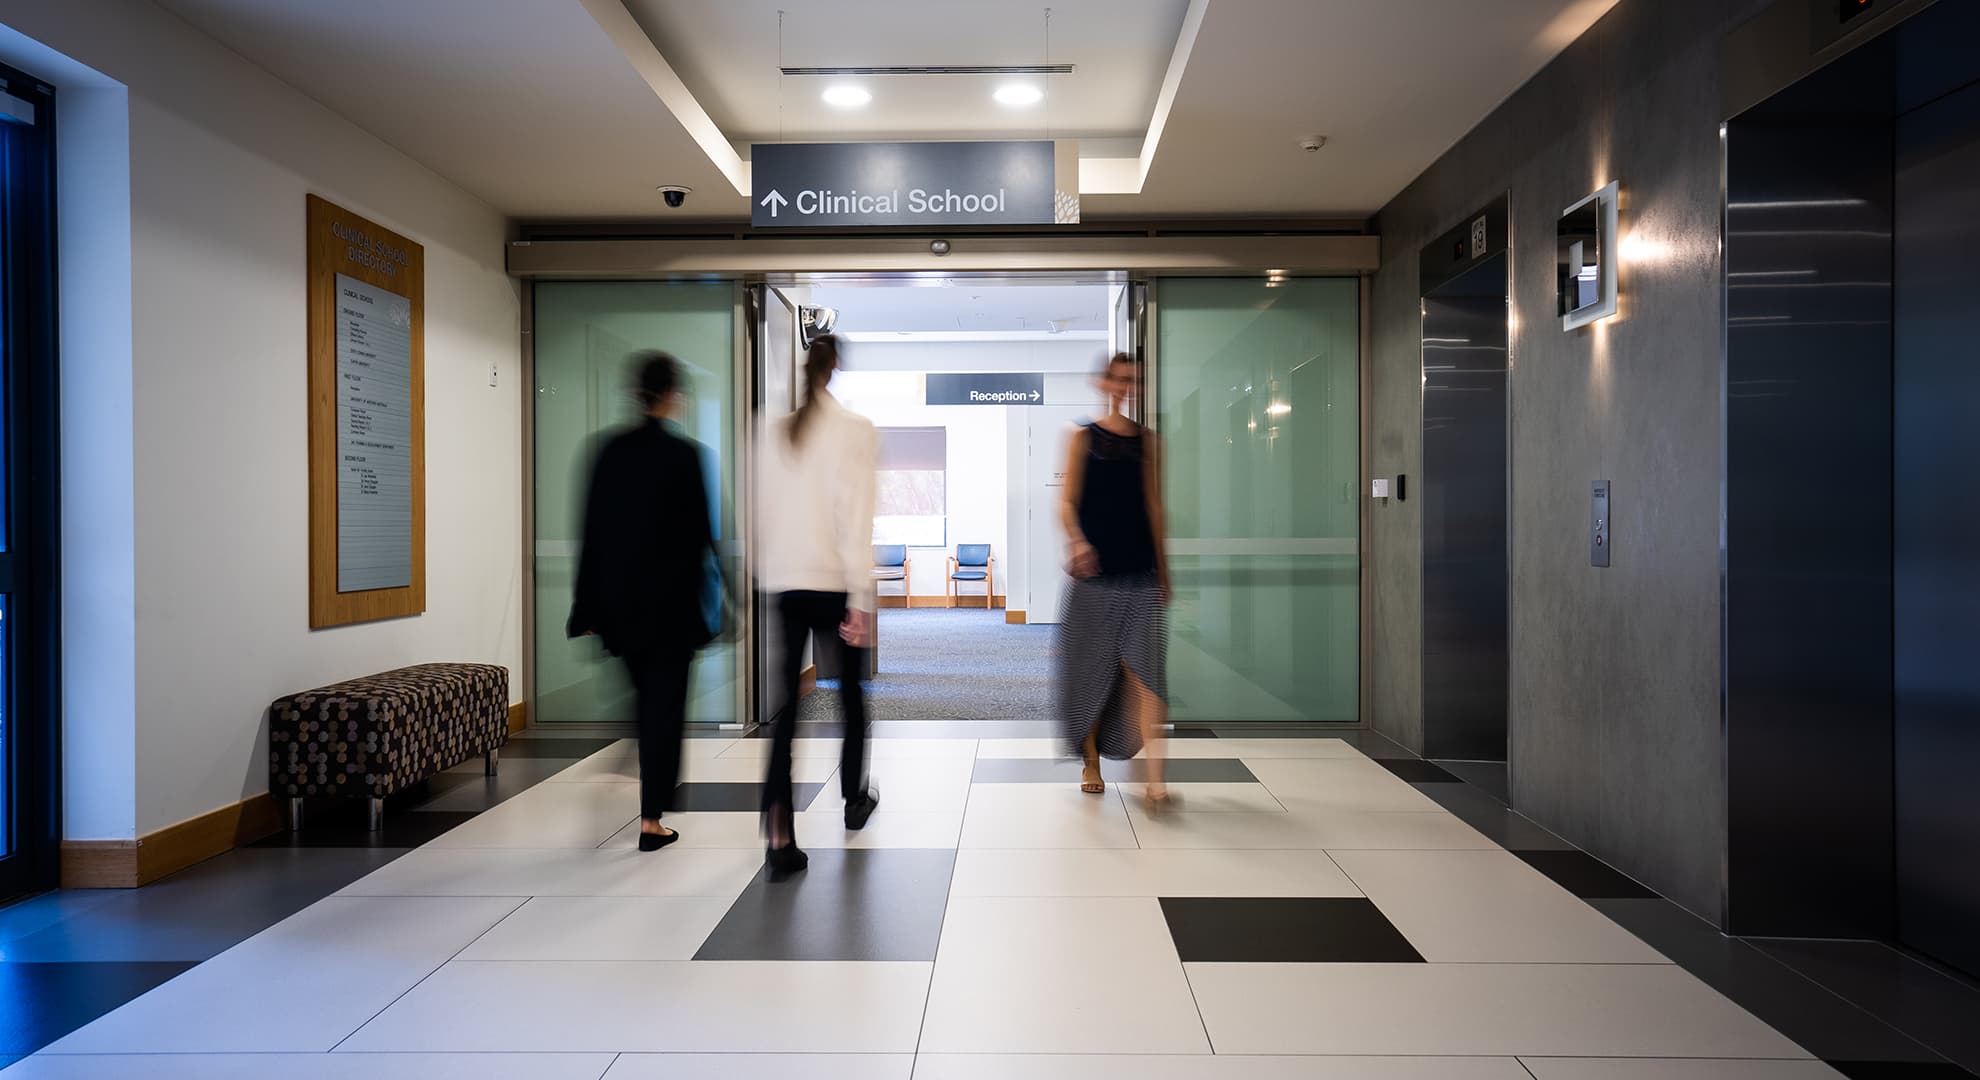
[1370,0,1767,918]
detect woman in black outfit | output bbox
[568,351,722,851]
[1056,352,1172,808]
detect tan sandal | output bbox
[1080,760,1105,794]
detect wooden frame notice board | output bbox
[307,194,425,628]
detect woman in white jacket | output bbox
[755,335,881,878]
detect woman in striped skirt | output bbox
[1055,352,1172,810]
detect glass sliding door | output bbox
[532,282,740,727]
[0,66,58,900]
[1155,277,1360,724]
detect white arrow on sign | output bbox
[759,190,788,217]
[1030,390,1041,401]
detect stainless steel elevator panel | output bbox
[1590,481,1611,568]
[1895,72,1980,980]
[1419,201,1510,763]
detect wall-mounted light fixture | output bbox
[1558,181,1619,330]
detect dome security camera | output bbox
[657,185,691,208]
[1298,136,1328,153]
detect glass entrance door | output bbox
[0,66,58,900]
[1153,277,1361,724]
[531,281,742,728]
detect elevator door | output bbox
[1421,251,1510,762]
[1894,76,1980,978]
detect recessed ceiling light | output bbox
[822,85,871,107]
[994,84,1044,106]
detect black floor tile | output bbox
[1753,938,1980,1076]
[0,961,195,1054]
[247,809,477,849]
[970,757,1258,784]
[672,782,824,813]
[1512,849,1659,898]
[1159,897,1424,963]
[0,848,407,963]
[694,848,956,962]
[1325,730,1421,759]
[415,757,586,813]
[1592,899,1951,1066]
[1374,758,1462,783]
[489,737,617,758]
[1827,1062,1979,1078]
[1434,760,1510,802]
[1411,782,1575,851]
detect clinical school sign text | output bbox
[750,140,1071,228]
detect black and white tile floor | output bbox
[3,725,1977,1078]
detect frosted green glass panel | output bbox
[533,282,737,726]
[1156,278,1359,723]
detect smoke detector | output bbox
[1298,136,1328,153]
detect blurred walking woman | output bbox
[757,334,882,878]
[1057,352,1171,808]
[568,351,721,852]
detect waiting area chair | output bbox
[947,543,995,608]
[873,544,910,606]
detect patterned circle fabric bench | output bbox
[270,663,509,831]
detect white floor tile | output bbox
[1124,805,1495,850]
[798,810,965,849]
[603,1054,914,1079]
[680,756,839,783]
[1329,850,1670,963]
[1162,738,1367,759]
[340,961,931,1052]
[46,897,524,1053]
[913,1055,1535,1080]
[458,897,733,960]
[1520,1061,1844,1080]
[1244,758,1446,812]
[959,784,1139,849]
[1185,963,1815,1058]
[600,812,763,850]
[919,897,1209,1053]
[1114,782,1288,812]
[716,738,977,761]
[336,847,764,898]
[975,738,1062,759]
[948,848,1361,898]
[4,1054,615,1079]
[811,758,976,813]
[424,783,636,848]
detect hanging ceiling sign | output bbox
[926,372,1046,406]
[750,140,1078,228]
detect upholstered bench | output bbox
[270,663,509,831]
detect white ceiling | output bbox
[807,283,1113,334]
[152,0,1618,221]
[626,0,1187,147]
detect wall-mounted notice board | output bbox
[307,194,425,628]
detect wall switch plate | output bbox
[1371,478,1392,499]
[488,362,499,388]
[1591,479,1612,567]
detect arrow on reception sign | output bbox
[759,190,788,218]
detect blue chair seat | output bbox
[872,568,907,580]
[951,570,988,581]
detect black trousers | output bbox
[621,647,693,821]
[765,590,870,821]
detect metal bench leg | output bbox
[288,797,305,831]
[486,747,500,776]
[368,797,385,832]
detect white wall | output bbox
[834,371,1008,599]
[0,0,521,837]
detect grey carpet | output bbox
[801,608,1052,725]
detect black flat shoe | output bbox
[844,788,880,830]
[766,844,809,881]
[637,828,679,852]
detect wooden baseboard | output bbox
[62,791,283,889]
[508,701,528,733]
[799,663,817,697]
[877,595,910,609]
[1006,609,1028,625]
